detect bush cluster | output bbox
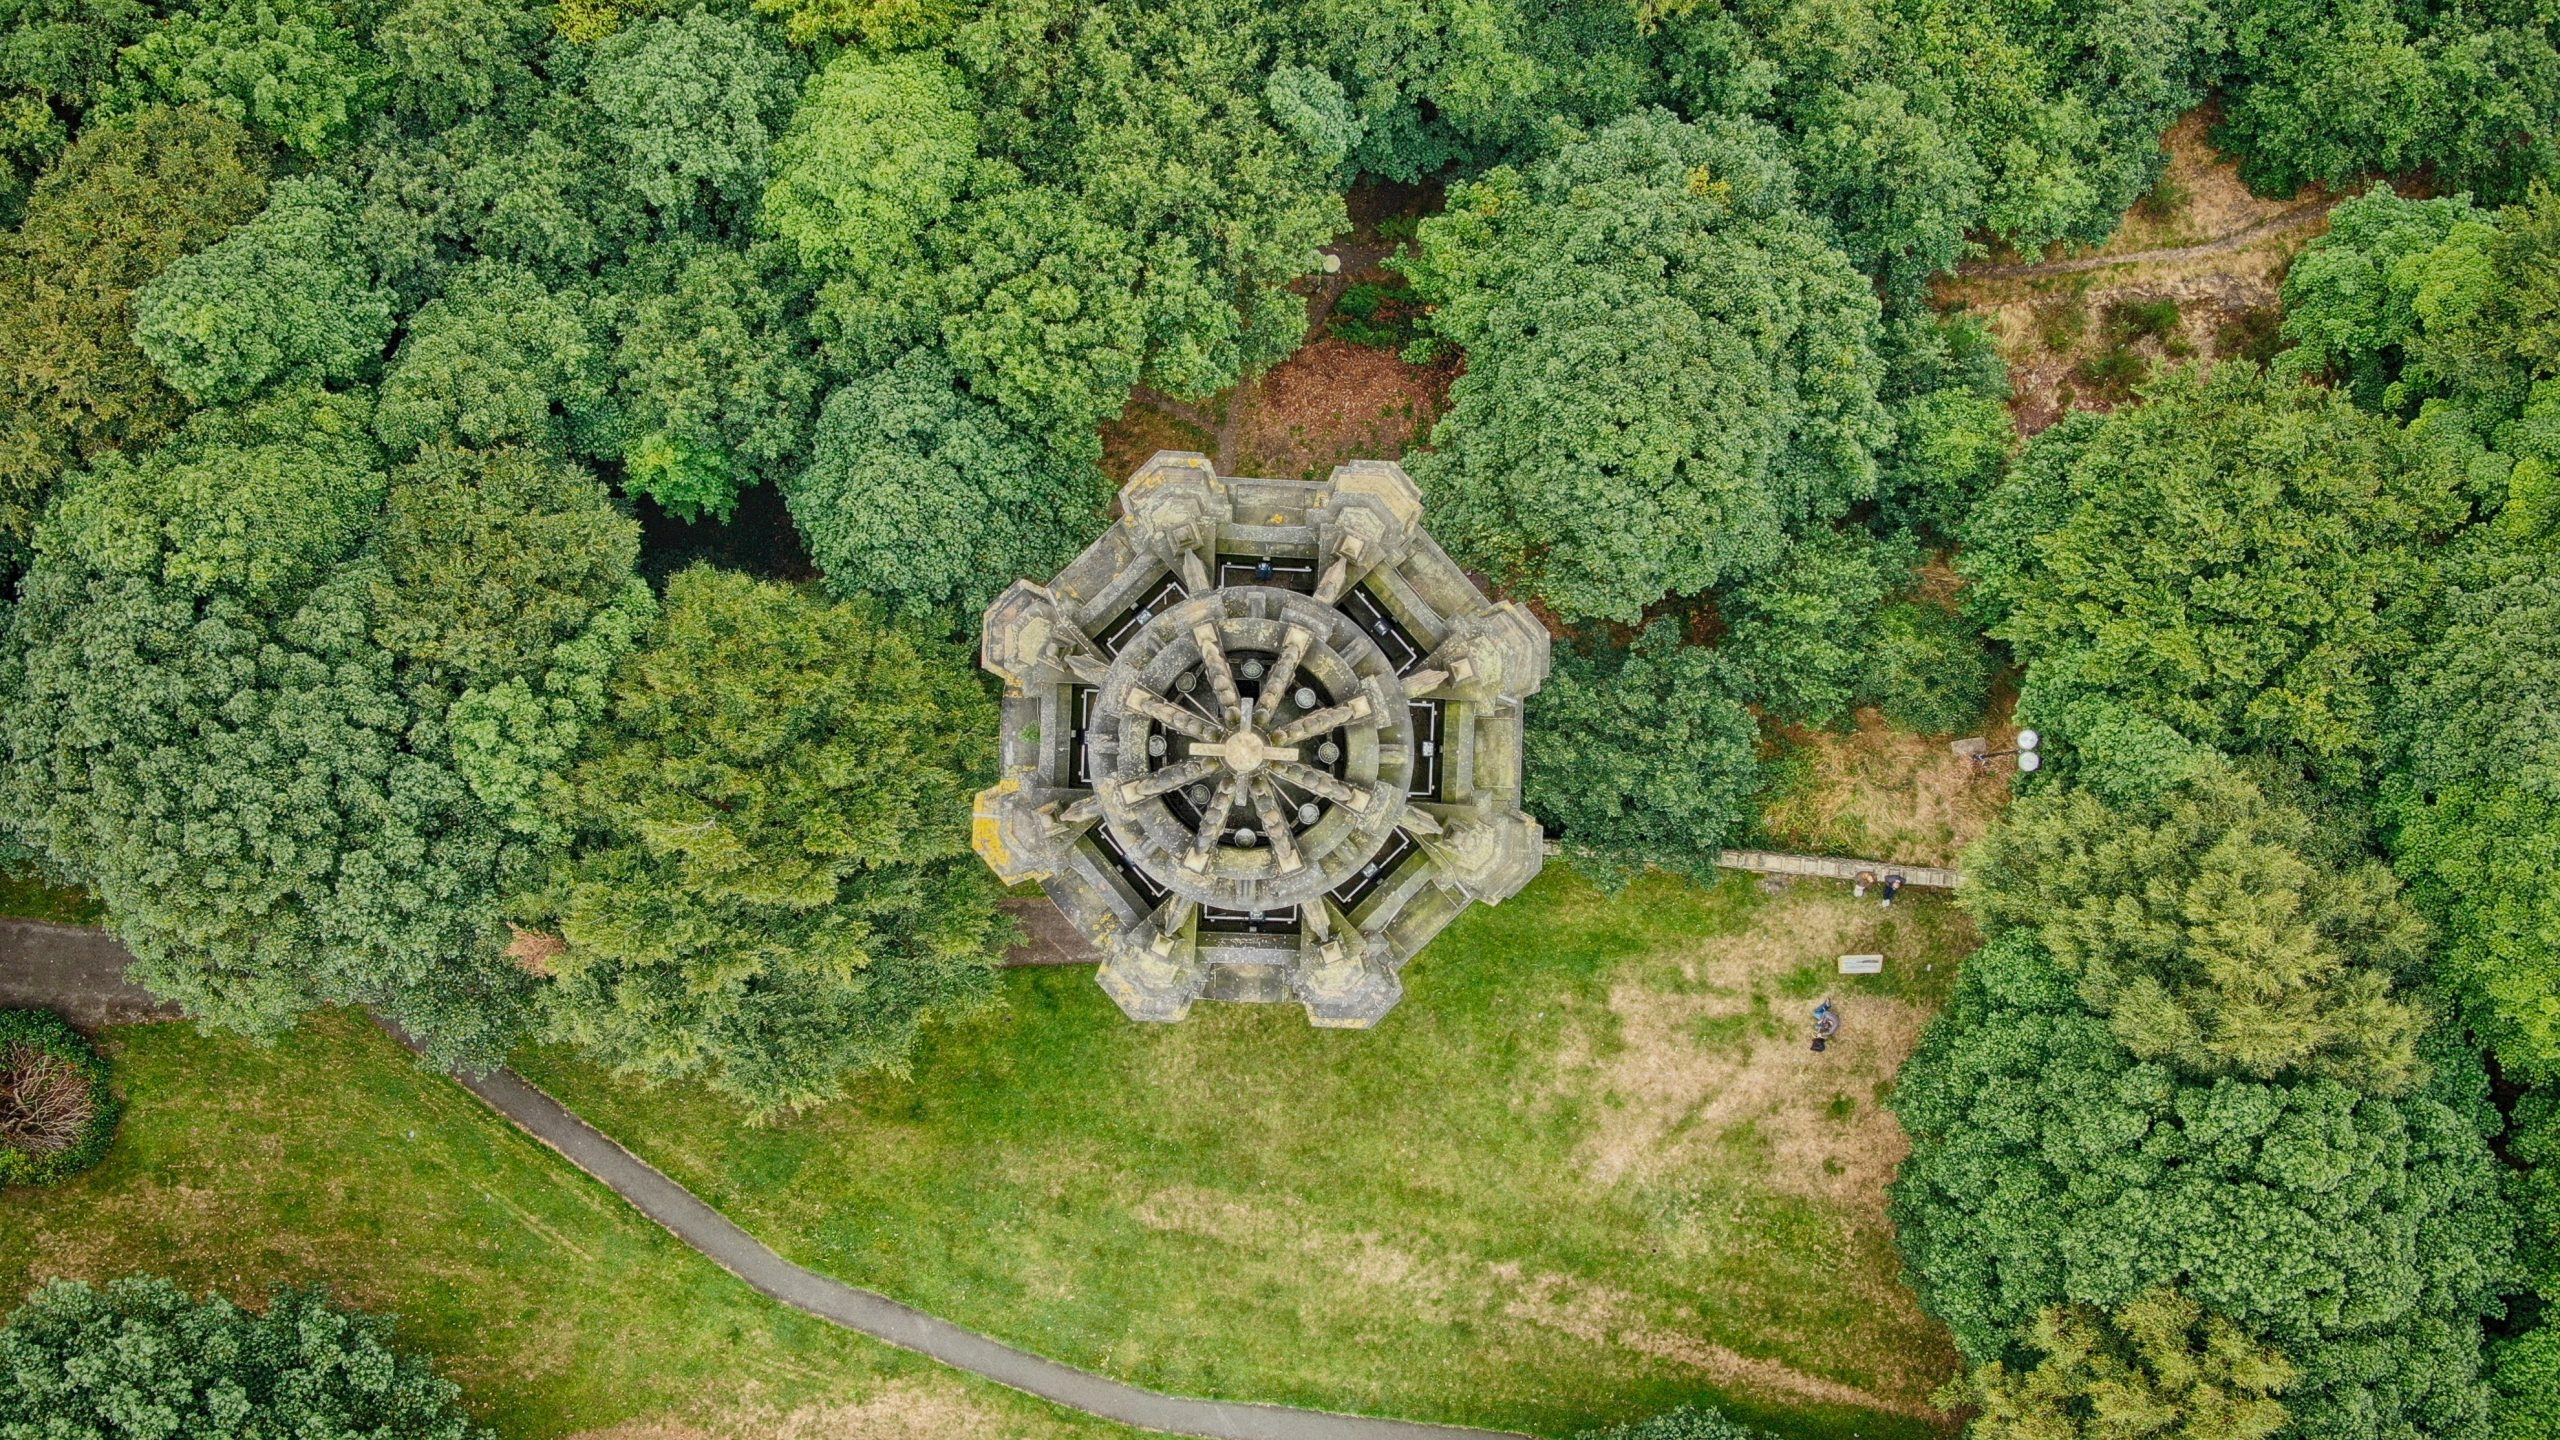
[0,1008,118,1187]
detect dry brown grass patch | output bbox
[1763,708,2013,868]
[566,1381,1038,1440]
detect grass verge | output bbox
[0,1011,1140,1440]
[521,867,1974,1440]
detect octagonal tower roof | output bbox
[973,452,1547,1026]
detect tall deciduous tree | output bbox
[1955,1288,2296,1440]
[1407,109,1890,623]
[374,260,618,460]
[0,103,265,569]
[1962,367,2470,790]
[954,0,1341,399]
[2384,545,2560,1079]
[131,176,397,406]
[1966,765,2429,1091]
[581,6,797,228]
[537,567,1004,1114]
[0,393,639,1064]
[2217,0,2559,204]
[603,240,818,521]
[0,0,156,219]
[1525,621,1760,887]
[111,0,380,158]
[785,348,1105,626]
[1890,935,2512,1440]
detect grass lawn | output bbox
[0,862,103,925]
[521,866,1977,1440]
[0,1012,1144,1440]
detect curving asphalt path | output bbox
[440,1060,1522,1440]
[3,922,1518,1440]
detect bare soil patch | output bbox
[1228,339,1452,483]
[1099,398,1216,486]
[1940,107,2325,433]
[1567,892,1947,1215]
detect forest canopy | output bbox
[0,1,2556,1435]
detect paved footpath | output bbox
[2,919,1514,1440]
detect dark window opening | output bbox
[1094,575,1190,657]
[1201,904,1300,935]
[1069,685,1099,786]
[1217,554,1318,592]
[1407,700,1445,800]
[1335,583,1422,673]
[1330,829,1417,912]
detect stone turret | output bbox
[972,454,1546,1027]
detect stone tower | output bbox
[973,453,1547,1026]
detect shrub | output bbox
[0,1277,486,1439]
[0,1009,119,1186]
[1856,599,1994,735]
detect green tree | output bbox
[0,0,156,218]
[131,175,396,406]
[1525,621,1760,887]
[2489,1323,2560,1440]
[0,1277,486,1440]
[536,567,1004,1114]
[2383,547,2560,1078]
[1955,1288,2295,1440]
[375,260,618,460]
[1299,0,1658,184]
[934,182,1146,450]
[1715,527,1891,728]
[1874,310,2014,542]
[372,0,548,129]
[1965,765,2429,1091]
[785,347,1105,625]
[1962,367,2470,789]
[2217,0,2559,203]
[603,240,818,520]
[111,0,380,158]
[372,445,643,694]
[346,117,638,310]
[582,5,797,226]
[753,0,974,49]
[1652,0,2217,278]
[0,392,629,1064]
[1889,935,2512,1440]
[2274,187,2490,414]
[1855,598,1994,737]
[0,103,266,567]
[1407,109,1890,623]
[2277,184,2560,462]
[954,0,1341,399]
[387,444,655,849]
[760,51,975,293]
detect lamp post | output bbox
[1978,728,2042,772]
[1955,728,2043,772]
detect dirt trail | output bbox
[1961,197,2336,281]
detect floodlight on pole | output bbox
[1969,726,2048,772]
